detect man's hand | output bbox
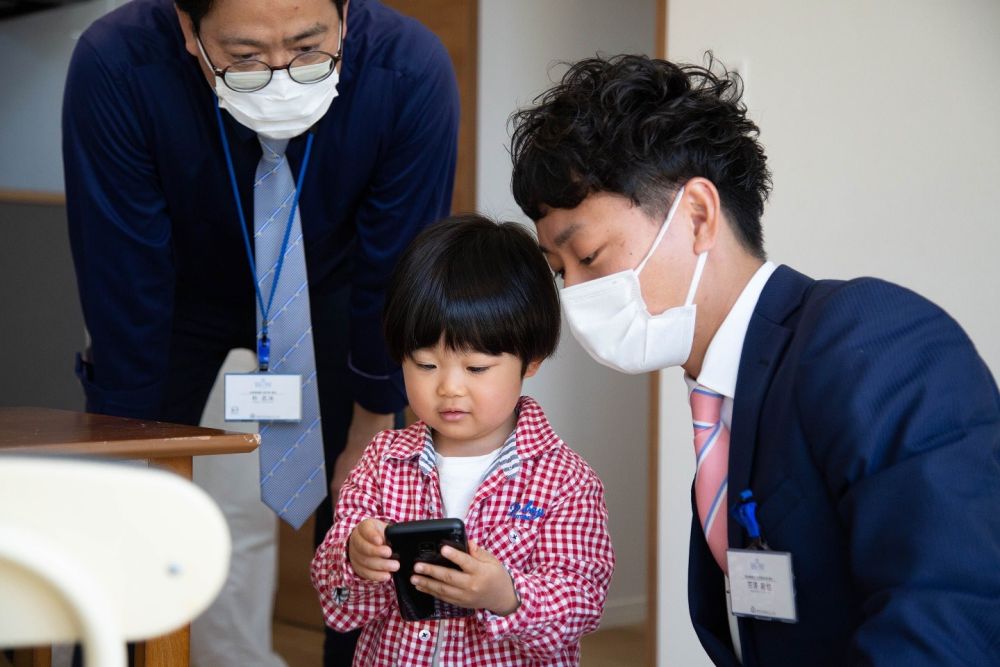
[410,540,519,616]
[348,518,399,582]
[330,403,394,502]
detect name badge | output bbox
[224,373,302,422]
[727,548,797,623]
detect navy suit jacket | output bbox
[688,265,1000,666]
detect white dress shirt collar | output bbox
[687,262,777,399]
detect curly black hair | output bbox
[510,54,771,259]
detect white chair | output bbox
[0,456,231,666]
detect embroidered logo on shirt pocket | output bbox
[508,500,546,521]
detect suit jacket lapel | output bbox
[727,265,814,550]
[715,266,813,666]
[686,266,814,666]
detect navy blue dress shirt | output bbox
[63,0,458,418]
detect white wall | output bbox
[659,0,1000,664]
[477,0,657,628]
[0,0,124,193]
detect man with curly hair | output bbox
[510,54,1000,666]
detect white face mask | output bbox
[560,186,709,374]
[196,39,340,140]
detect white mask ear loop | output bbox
[684,251,709,306]
[195,36,215,75]
[636,185,686,275]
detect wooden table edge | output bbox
[0,433,260,460]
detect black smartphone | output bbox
[384,518,475,621]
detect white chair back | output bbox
[0,456,231,666]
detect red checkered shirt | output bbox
[311,396,615,666]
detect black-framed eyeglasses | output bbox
[196,20,343,93]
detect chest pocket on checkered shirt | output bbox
[483,514,542,568]
[478,492,555,570]
[475,457,562,569]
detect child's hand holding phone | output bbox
[410,540,520,617]
[348,518,399,582]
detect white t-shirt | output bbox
[435,449,502,519]
[431,448,503,667]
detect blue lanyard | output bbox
[733,489,767,549]
[213,102,315,370]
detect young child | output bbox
[311,215,615,666]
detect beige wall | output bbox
[657,0,1000,663]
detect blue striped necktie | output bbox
[254,136,326,529]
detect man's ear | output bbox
[684,177,723,255]
[335,0,350,74]
[174,5,200,59]
[174,5,216,86]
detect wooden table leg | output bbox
[11,647,50,667]
[150,455,193,480]
[134,625,189,667]
[138,456,194,667]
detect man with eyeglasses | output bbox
[62,0,458,665]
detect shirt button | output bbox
[418,628,431,641]
[509,529,520,543]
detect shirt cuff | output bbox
[478,566,533,640]
[348,352,407,414]
[76,353,165,419]
[332,521,373,585]
[325,525,387,605]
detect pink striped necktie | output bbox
[690,385,730,573]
